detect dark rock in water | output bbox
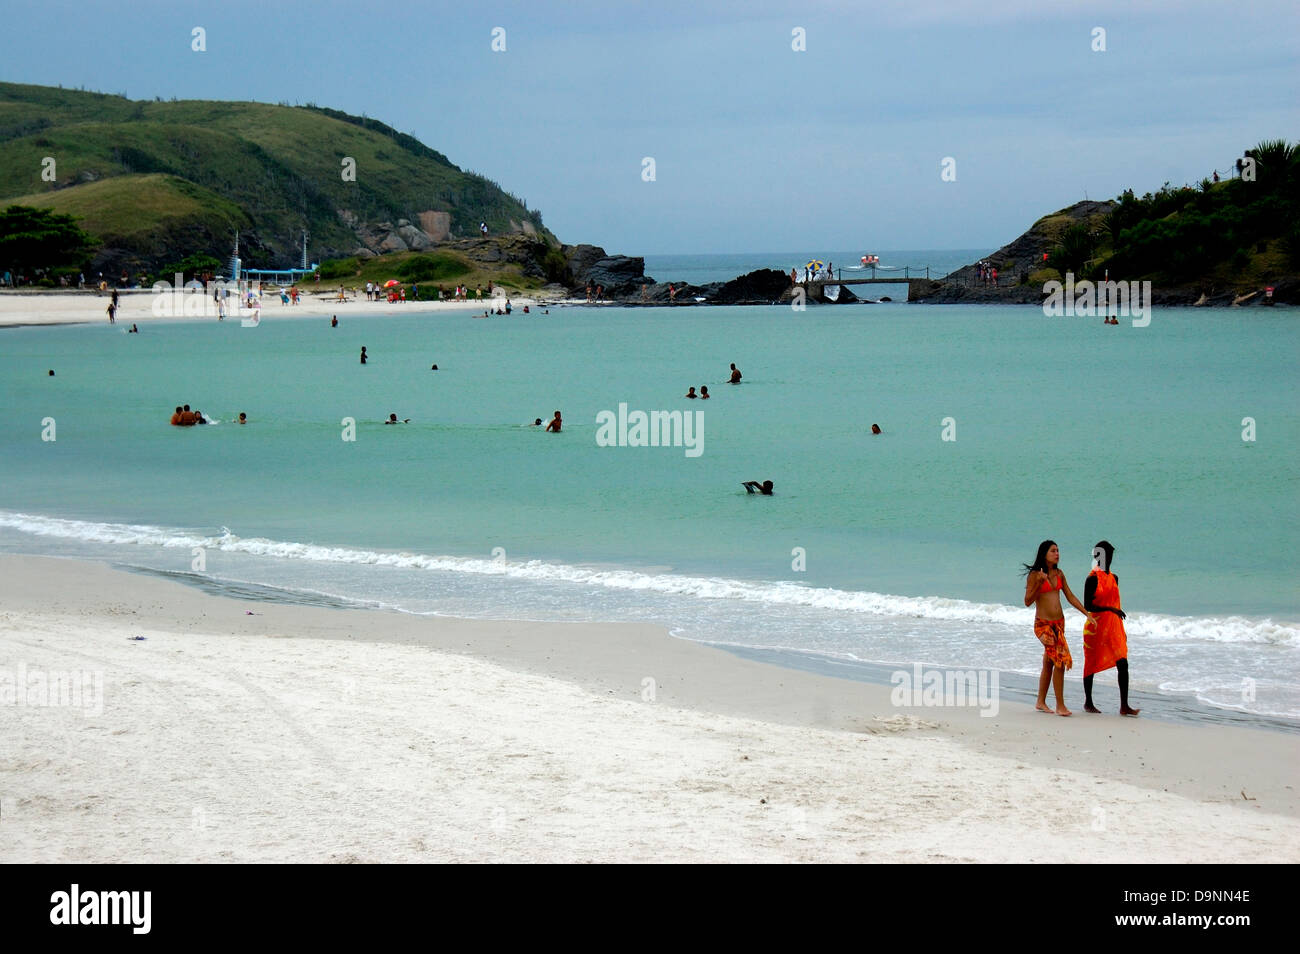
[879,296,891,302]
[564,244,649,296]
[710,269,791,304]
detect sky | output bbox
[3,0,1297,255]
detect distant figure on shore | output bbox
[871,423,881,434]
[1083,540,1139,716]
[106,302,116,324]
[360,346,367,365]
[331,315,338,327]
[700,386,709,399]
[685,387,698,399]
[1022,540,1090,717]
[545,411,562,432]
[237,412,247,425]
[669,283,677,302]
[742,480,774,495]
[728,363,742,384]
[385,413,410,424]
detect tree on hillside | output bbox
[0,205,99,274]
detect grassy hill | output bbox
[0,82,556,274]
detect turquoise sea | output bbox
[2,296,1297,726]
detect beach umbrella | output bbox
[384,279,400,287]
[805,260,824,271]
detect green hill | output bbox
[0,82,556,274]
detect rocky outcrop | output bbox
[710,269,791,304]
[564,245,649,296]
[945,199,1117,289]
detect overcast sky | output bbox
[5,0,1297,254]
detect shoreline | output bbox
[2,287,1292,328]
[0,288,548,328]
[2,553,1297,862]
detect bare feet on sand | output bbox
[1084,703,1101,713]
[1056,706,1072,717]
[1035,702,1054,713]
[1120,706,1141,717]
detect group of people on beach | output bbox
[1023,539,1138,718]
[975,261,999,285]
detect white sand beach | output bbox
[0,288,548,328]
[1,554,1296,863]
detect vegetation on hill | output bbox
[1053,139,1299,288]
[0,205,98,276]
[0,81,556,276]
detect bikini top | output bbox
[1039,572,1063,594]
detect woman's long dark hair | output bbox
[1021,539,1057,577]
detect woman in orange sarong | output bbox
[1022,540,1092,717]
[1083,540,1140,716]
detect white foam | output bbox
[3,510,1296,648]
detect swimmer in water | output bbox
[741,480,774,495]
[685,387,697,399]
[360,346,367,365]
[530,418,543,427]
[128,324,139,333]
[700,386,710,399]
[430,364,438,371]
[171,405,184,426]
[728,363,742,384]
[385,413,410,424]
[331,316,338,327]
[545,410,562,432]
[237,412,247,424]
[871,423,882,435]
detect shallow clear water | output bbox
[2,300,1296,724]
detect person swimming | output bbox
[545,411,562,432]
[742,479,774,495]
[685,387,697,399]
[331,316,338,327]
[530,418,543,427]
[237,412,247,425]
[871,423,881,434]
[430,364,439,370]
[728,363,742,384]
[385,413,410,424]
[171,405,184,426]
[128,324,139,333]
[700,386,710,399]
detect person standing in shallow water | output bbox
[1082,540,1140,716]
[1022,539,1091,716]
[360,346,367,365]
